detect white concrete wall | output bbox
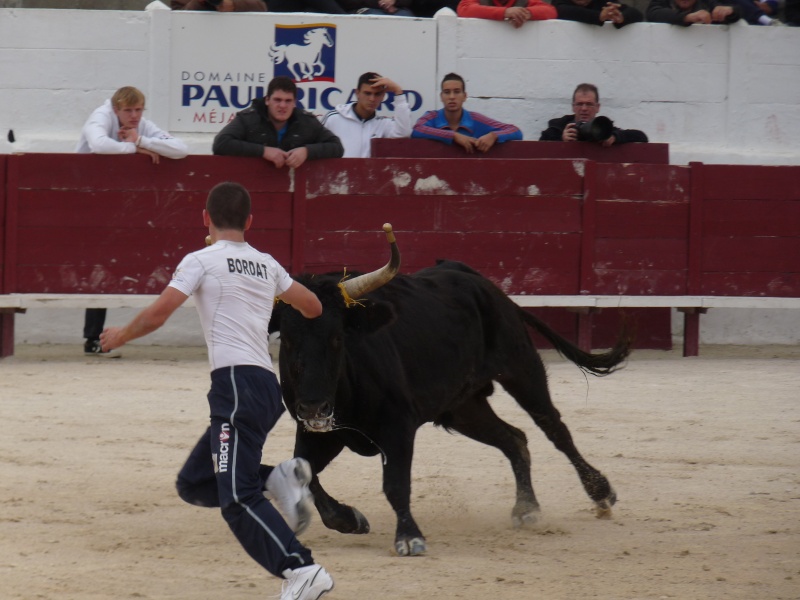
[1,4,798,348]
[1,5,799,164]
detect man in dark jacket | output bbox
[554,0,643,27]
[213,76,344,169]
[171,0,267,10]
[646,0,739,24]
[539,83,648,146]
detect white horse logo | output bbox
[269,28,334,81]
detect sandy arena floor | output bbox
[1,343,798,600]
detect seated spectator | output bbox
[338,0,416,14]
[554,0,643,27]
[457,0,557,28]
[733,0,781,23]
[412,73,522,153]
[539,83,648,146]
[320,72,412,158]
[269,0,346,11]
[76,85,189,358]
[787,0,800,23]
[412,0,459,16]
[213,76,343,168]
[171,0,267,10]
[646,0,740,24]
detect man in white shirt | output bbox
[100,182,335,600]
[320,72,412,158]
[76,86,189,357]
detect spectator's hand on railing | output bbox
[453,133,477,154]
[263,146,287,168]
[285,147,309,169]
[685,9,712,23]
[710,5,733,21]
[504,7,531,28]
[138,147,160,164]
[475,132,498,153]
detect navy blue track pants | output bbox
[176,365,313,576]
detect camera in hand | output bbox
[576,116,614,142]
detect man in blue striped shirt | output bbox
[412,72,522,153]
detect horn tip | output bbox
[382,223,393,234]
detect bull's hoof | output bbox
[594,490,617,519]
[351,507,370,533]
[395,536,426,557]
[511,500,541,529]
[323,506,370,534]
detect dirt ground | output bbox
[1,343,798,600]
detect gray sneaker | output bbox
[265,458,314,535]
[281,565,334,600]
[84,340,121,358]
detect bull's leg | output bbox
[500,366,617,518]
[380,431,426,557]
[439,395,540,527]
[295,433,370,535]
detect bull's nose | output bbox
[297,400,333,421]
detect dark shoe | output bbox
[84,340,121,358]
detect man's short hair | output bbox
[572,83,600,104]
[357,72,381,90]
[206,182,251,231]
[441,73,466,92]
[267,76,297,98]
[111,86,146,110]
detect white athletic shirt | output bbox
[168,240,294,372]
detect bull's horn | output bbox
[339,223,400,304]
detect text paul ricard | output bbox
[182,71,424,124]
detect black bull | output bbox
[274,232,630,557]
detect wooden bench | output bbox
[3,293,797,359]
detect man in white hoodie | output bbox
[320,72,412,158]
[76,86,189,357]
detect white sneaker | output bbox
[281,565,334,600]
[266,458,314,535]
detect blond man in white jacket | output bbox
[76,86,188,164]
[320,73,412,158]
[76,86,188,358]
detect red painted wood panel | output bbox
[700,165,800,200]
[588,269,687,295]
[698,272,800,297]
[595,199,689,239]
[701,237,800,273]
[304,158,584,198]
[594,238,687,271]
[595,164,690,202]
[371,139,670,164]
[702,198,800,237]
[0,155,6,293]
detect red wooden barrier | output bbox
[371,139,670,164]
[2,153,799,357]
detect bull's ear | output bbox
[344,300,396,335]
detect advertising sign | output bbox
[170,14,438,133]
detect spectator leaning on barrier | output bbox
[170,0,267,10]
[412,0,460,15]
[269,0,346,11]
[76,86,189,359]
[213,76,344,169]
[320,72,412,158]
[646,0,740,24]
[338,0,416,15]
[539,83,648,146]
[554,0,643,27]
[412,72,522,153]
[457,0,557,28]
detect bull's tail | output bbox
[518,308,631,376]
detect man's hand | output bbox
[378,0,398,13]
[562,122,579,142]
[474,131,499,153]
[263,146,287,168]
[453,132,478,154]
[601,135,617,147]
[710,5,733,21]
[504,6,530,28]
[118,126,139,145]
[600,2,623,22]
[215,0,235,11]
[138,147,160,164]
[100,327,125,352]
[370,75,403,95]
[685,8,712,22]
[285,147,309,169]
